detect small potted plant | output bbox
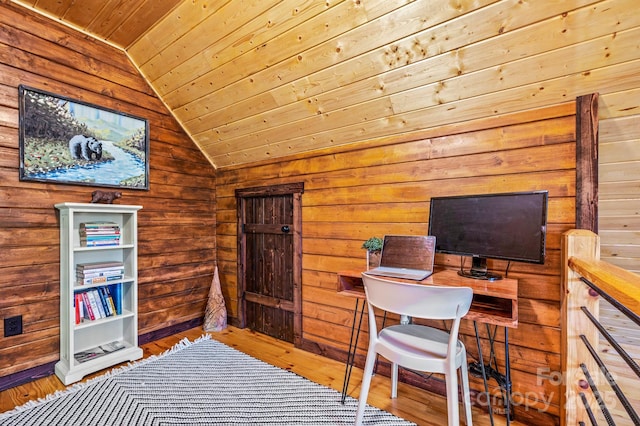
[362,236,383,270]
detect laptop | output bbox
[366,235,436,281]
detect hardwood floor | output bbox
[1,326,522,425]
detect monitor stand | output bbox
[458,256,503,281]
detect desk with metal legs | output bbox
[337,268,518,425]
[341,297,366,404]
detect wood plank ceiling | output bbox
[15,0,472,169]
[11,0,601,170]
[11,0,183,51]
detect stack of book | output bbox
[76,261,124,286]
[74,284,122,324]
[79,221,121,247]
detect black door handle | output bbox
[281,226,290,233]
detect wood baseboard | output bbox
[138,318,204,345]
[0,361,57,392]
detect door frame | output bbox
[235,182,304,347]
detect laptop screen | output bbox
[379,235,436,271]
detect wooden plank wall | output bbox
[216,102,577,425]
[597,82,640,426]
[0,3,216,383]
[599,109,640,272]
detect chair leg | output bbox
[460,357,473,425]
[355,348,379,425]
[445,367,460,426]
[391,362,399,398]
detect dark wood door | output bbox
[236,183,303,345]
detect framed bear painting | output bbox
[18,85,149,190]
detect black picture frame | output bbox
[18,85,149,190]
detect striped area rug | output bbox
[0,335,415,425]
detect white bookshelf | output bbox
[54,202,143,385]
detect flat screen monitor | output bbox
[428,190,548,281]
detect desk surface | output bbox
[337,268,518,328]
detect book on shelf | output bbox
[77,261,124,270]
[86,290,104,319]
[80,239,120,247]
[76,285,119,323]
[99,286,115,316]
[78,268,124,278]
[77,260,124,268]
[81,292,95,320]
[80,235,121,241]
[79,222,121,247]
[74,340,126,363]
[80,228,121,234]
[93,289,108,318]
[80,225,120,232]
[79,221,120,230]
[80,230,121,237]
[77,267,124,275]
[74,293,82,324]
[76,261,125,285]
[108,283,123,315]
[96,287,112,316]
[78,274,124,286]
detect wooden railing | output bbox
[562,230,640,426]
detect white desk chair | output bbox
[355,273,473,426]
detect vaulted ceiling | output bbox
[15,0,476,170]
[13,1,592,170]
[17,0,420,169]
